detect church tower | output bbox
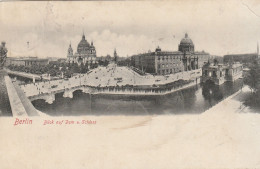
[68,42,73,56]
[67,42,73,63]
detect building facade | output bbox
[6,57,49,67]
[223,53,258,64]
[131,33,210,75]
[223,42,260,64]
[67,33,97,65]
[202,62,243,85]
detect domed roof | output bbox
[77,34,90,54]
[155,46,161,52]
[180,33,194,46]
[78,34,90,48]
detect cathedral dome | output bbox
[77,34,90,54]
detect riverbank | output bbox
[92,79,198,96]
[32,79,244,116]
[203,85,254,115]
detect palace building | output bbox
[131,33,210,75]
[67,33,97,65]
[223,42,260,64]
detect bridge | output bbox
[0,69,39,116]
[5,69,50,81]
[20,65,202,104]
[28,85,95,104]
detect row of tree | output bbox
[244,59,260,107]
[7,62,99,78]
[244,59,260,93]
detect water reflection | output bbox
[202,80,224,107]
[32,79,243,116]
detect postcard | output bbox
[0,0,260,168]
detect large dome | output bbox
[77,34,90,54]
[178,33,194,53]
[180,33,194,45]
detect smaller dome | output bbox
[68,44,73,52]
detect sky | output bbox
[0,0,260,58]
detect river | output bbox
[31,79,244,116]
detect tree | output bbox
[118,58,131,66]
[79,62,89,73]
[64,69,72,78]
[71,63,80,73]
[243,58,260,108]
[244,59,260,93]
[98,60,104,66]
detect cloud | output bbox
[1,0,260,58]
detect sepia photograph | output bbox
[0,0,260,168]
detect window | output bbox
[212,71,217,77]
[204,70,207,76]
